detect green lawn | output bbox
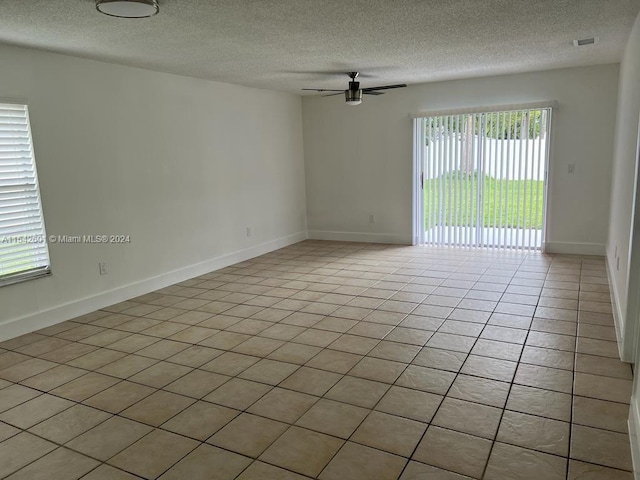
[424,172,544,229]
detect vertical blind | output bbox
[0,103,51,285]
[415,107,552,250]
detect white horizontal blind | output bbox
[418,108,551,250]
[0,103,51,285]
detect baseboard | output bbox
[544,242,606,256]
[606,250,629,361]
[629,398,640,479]
[307,230,411,245]
[0,231,308,342]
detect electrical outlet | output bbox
[99,262,108,275]
[246,227,251,237]
[369,214,375,224]
[568,164,575,174]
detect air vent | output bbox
[573,37,599,47]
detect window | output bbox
[0,103,51,286]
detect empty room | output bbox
[1,0,640,479]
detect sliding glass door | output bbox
[413,107,552,250]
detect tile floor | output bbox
[0,240,634,479]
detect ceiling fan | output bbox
[302,72,407,106]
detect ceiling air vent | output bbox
[573,37,599,47]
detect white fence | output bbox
[424,135,547,181]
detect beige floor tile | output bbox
[80,464,140,480]
[208,412,288,456]
[572,396,629,433]
[432,397,502,439]
[135,340,189,360]
[506,384,572,421]
[0,432,57,478]
[159,444,251,480]
[327,334,380,355]
[236,461,309,480]
[109,429,199,479]
[83,380,155,413]
[400,461,472,479]
[368,341,421,363]
[292,328,341,347]
[351,411,426,457]
[201,351,260,376]
[96,354,158,379]
[426,332,476,353]
[396,365,456,395]
[0,422,20,442]
[0,394,74,429]
[267,342,322,364]
[469,339,523,361]
[199,331,252,350]
[497,410,570,456]
[484,442,567,480]
[412,426,492,478]
[460,355,517,382]
[412,347,467,371]
[232,336,285,357]
[238,358,299,385]
[49,372,119,402]
[349,356,407,384]
[29,404,111,443]
[279,366,342,396]
[67,416,153,461]
[248,387,317,423]
[39,342,97,363]
[575,353,633,380]
[108,333,162,353]
[121,390,194,426]
[376,385,442,423]
[128,361,193,388]
[259,426,344,477]
[164,369,230,398]
[568,460,634,480]
[325,375,390,408]
[166,345,223,367]
[576,337,619,358]
[162,401,239,440]
[0,358,58,382]
[6,447,99,480]
[204,378,272,409]
[520,345,574,370]
[295,398,369,438]
[448,374,510,408]
[319,442,406,480]
[67,348,127,370]
[514,364,573,394]
[306,349,363,374]
[570,424,632,471]
[0,384,41,413]
[574,372,632,404]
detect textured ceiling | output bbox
[0,0,639,93]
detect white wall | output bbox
[607,11,640,360]
[0,44,306,340]
[303,64,619,250]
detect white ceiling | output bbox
[0,0,639,93]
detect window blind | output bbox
[0,103,51,286]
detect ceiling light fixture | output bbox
[96,0,159,18]
[345,89,363,106]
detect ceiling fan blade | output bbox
[322,92,344,97]
[363,91,384,95]
[361,84,407,92]
[302,88,345,92]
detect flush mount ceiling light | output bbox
[96,0,159,18]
